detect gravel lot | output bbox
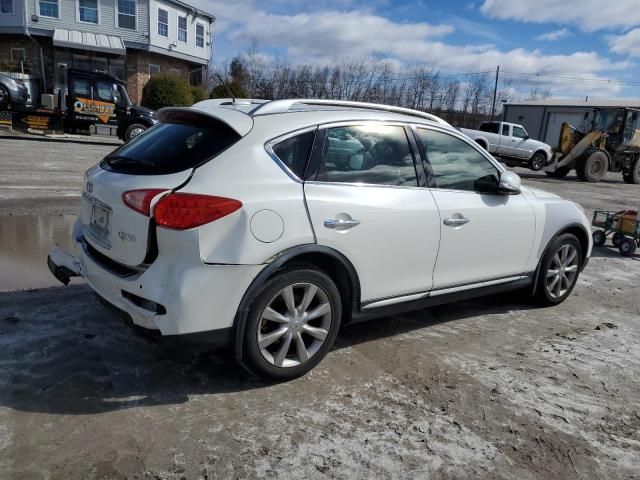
[1,139,639,479]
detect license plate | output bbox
[90,205,110,238]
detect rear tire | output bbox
[545,166,571,179]
[577,151,608,183]
[529,152,546,171]
[534,234,583,306]
[242,267,342,381]
[592,230,606,247]
[622,157,640,184]
[619,238,637,257]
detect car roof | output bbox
[168,98,455,138]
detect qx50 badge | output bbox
[118,231,136,242]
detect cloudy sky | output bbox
[192,0,640,97]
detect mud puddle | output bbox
[0,213,83,291]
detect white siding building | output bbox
[0,0,214,103]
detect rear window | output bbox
[100,120,241,175]
[478,122,499,134]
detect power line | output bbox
[501,70,640,87]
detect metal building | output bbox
[503,98,640,148]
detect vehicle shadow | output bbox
[0,285,537,416]
[591,245,640,260]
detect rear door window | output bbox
[100,118,241,175]
[313,125,418,187]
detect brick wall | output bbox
[126,51,195,105]
[0,35,54,91]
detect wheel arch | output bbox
[533,149,551,162]
[475,138,488,149]
[231,244,361,365]
[531,222,590,296]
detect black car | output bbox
[0,73,29,108]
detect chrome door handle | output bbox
[324,218,361,230]
[443,217,470,227]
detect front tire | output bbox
[242,267,342,381]
[592,230,606,247]
[529,152,546,171]
[577,151,608,183]
[534,233,583,306]
[612,232,624,247]
[125,123,148,142]
[0,86,9,108]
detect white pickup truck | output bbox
[460,121,553,171]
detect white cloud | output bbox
[610,28,640,57]
[480,0,640,32]
[536,28,571,42]
[229,10,455,56]
[190,0,630,96]
[226,9,627,77]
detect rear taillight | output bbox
[122,189,168,216]
[153,193,242,230]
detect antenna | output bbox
[215,73,235,103]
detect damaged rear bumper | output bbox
[47,245,84,285]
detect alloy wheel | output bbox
[257,282,332,368]
[129,127,145,138]
[545,244,579,299]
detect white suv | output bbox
[48,99,592,380]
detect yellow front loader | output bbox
[545,107,640,183]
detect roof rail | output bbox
[249,99,450,126]
[196,98,269,107]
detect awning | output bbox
[53,29,125,55]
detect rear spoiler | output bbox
[157,106,254,136]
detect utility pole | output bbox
[490,65,500,119]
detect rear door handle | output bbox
[443,217,470,227]
[324,218,361,230]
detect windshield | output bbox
[100,120,241,175]
[593,109,624,134]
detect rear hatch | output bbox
[81,108,247,267]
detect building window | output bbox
[1,0,13,14]
[196,23,205,48]
[157,8,168,37]
[78,0,98,23]
[170,68,181,77]
[149,64,160,76]
[39,0,59,18]
[10,48,25,62]
[117,0,136,30]
[177,15,187,43]
[189,68,203,86]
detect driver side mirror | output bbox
[498,171,521,195]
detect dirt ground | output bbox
[1,139,640,479]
